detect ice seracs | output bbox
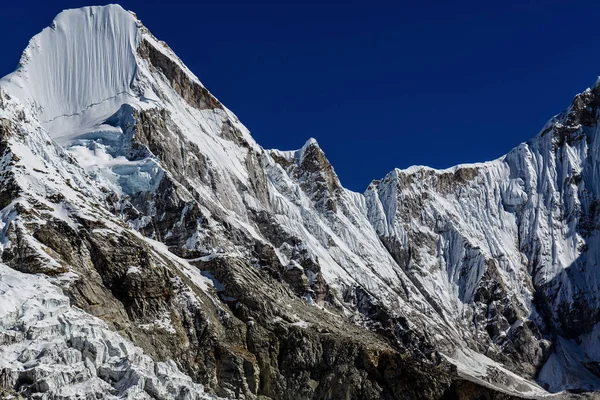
[1,3,600,398]
[0,263,220,399]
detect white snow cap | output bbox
[0,4,140,132]
[296,137,320,160]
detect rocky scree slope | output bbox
[0,4,597,399]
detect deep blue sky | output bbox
[1,1,599,191]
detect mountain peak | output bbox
[1,5,140,128]
[3,5,600,398]
[296,137,319,159]
[0,4,221,149]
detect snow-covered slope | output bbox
[2,5,141,142]
[365,86,600,392]
[0,4,598,399]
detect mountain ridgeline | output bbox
[0,5,599,399]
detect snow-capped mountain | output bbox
[0,4,598,399]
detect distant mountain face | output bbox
[0,4,599,399]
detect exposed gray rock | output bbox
[2,4,600,399]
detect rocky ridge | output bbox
[0,4,598,399]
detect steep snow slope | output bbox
[0,4,598,398]
[0,5,488,399]
[0,5,456,348]
[2,5,141,142]
[365,85,600,391]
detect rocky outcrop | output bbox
[137,39,223,111]
[0,120,20,210]
[2,4,600,399]
[0,209,519,399]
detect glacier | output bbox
[0,263,221,399]
[0,4,599,399]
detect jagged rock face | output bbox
[365,164,548,377]
[137,39,223,111]
[364,83,600,391]
[0,4,598,399]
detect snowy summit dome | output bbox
[1,5,140,125]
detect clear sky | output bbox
[1,1,599,191]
